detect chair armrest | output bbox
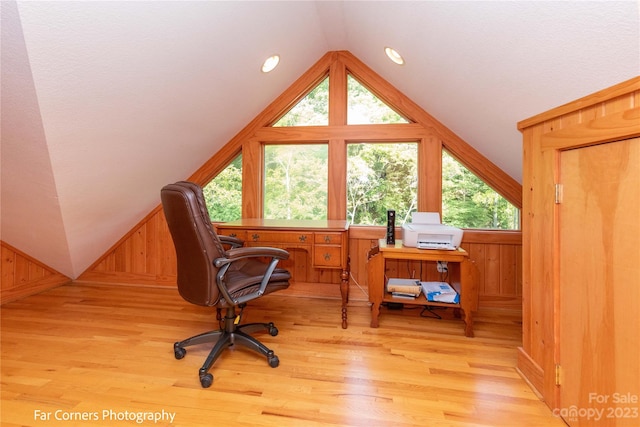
[214,246,289,305]
[218,235,244,248]
[214,246,289,267]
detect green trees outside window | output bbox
[347,75,408,124]
[273,78,329,127]
[442,151,519,229]
[202,154,242,222]
[347,143,417,226]
[203,72,519,230]
[264,144,328,220]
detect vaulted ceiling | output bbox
[2,1,638,279]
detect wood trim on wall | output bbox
[516,77,640,131]
[1,241,71,305]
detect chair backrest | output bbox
[160,181,227,306]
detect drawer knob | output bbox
[324,253,332,261]
[324,235,332,243]
[252,233,260,241]
[299,235,307,242]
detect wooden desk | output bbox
[367,239,478,337]
[216,219,350,328]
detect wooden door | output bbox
[558,137,640,426]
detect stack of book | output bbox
[386,278,422,299]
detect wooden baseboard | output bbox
[78,270,176,287]
[479,294,522,310]
[1,276,71,305]
[1,241,72,305]
[516,346,545,400]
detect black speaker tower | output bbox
[386,210,396,244]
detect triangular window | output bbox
[347,75,409,124]
[273,77,329,127]
[442,150,520,230]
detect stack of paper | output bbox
[420,281,459,303]
[387,278,422,298]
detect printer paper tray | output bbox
[417,244,456,250]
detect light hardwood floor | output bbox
[1,282,565,427]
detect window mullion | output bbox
[328,139,347,220]
[328,60,347,126]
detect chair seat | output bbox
[223,260,290,305]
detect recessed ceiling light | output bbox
[384,47,404,65]
[261,55,280,73]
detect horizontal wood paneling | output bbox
[1,241,71,304]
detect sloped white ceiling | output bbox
[1,1,638,278]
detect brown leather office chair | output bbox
[160,181,291,387]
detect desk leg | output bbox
[459,258,479,338]
[367,252,383,328]
[341,267,349,329]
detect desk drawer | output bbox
[314,232,343,245]
[245,230,312,245]
[313,246,343,268]
[217,229,247,240]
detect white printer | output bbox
[401,212,463,250]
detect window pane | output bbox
[203,154,242,221]
[347,143,417,225]
[442,150,520,230]
[264,144,328,220]
[273,77,329,127]
[347,75,409,124]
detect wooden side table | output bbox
[367,239,479,337]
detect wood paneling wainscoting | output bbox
[79,207,177,287]
[348,227,522,309]
[1,241,71,304]
[78,211,521,311]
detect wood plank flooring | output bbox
[1,282,564,427]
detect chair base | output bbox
[173,307,280,387]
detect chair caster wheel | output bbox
[268,354,279,368]
[174,346,186,359]
[269,324,278,336]
[200,373,213,388]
